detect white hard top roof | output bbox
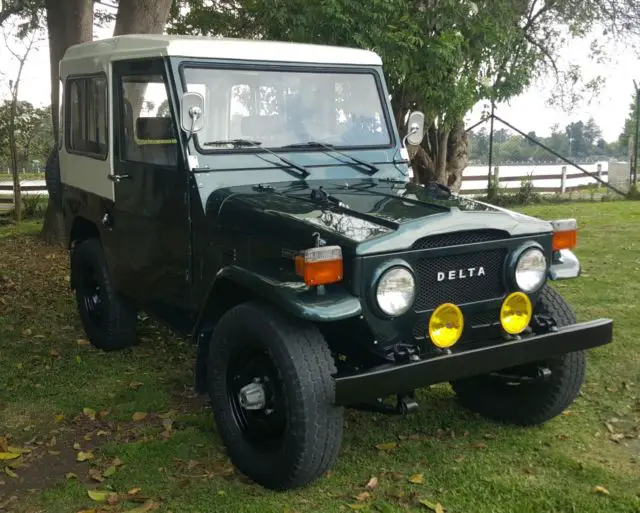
[61,34,383,68]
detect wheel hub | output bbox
[238,380,267,410]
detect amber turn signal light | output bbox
[551,218,577,251]
[295,246,343,286]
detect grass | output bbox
[0,202,639,513]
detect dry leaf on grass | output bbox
[0,453,20,461]
[353,491,370,502]
[132,412,148,422]
[87,489,116,502]
[4,467,18,478]
[592,485,610,496]
[88,468,104,482]
[83,407,96,420]
[408,473,424,484]
[419,499,445,512]
[76,451,94,462]
[365,476,379,490]
[103,465,116,477]
[375,442,397,451]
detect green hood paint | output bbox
[206,179,552,256]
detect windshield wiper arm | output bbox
[202,139,310,179]
[283,141,379,175]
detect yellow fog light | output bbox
[500,292,532,335]
[429,303,464,348]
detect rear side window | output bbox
[66,75,108,159]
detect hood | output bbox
[207,179,552,255]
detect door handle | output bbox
[108,173,132,183]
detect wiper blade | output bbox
[202,139,310,178]
[283,141,379,175]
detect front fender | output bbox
[215,266,362,321]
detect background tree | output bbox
[169,0,640,190]
[1,22,40,222]
[0,101,53,172]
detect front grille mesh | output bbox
[412,230,508,250]
[414,248,506,311]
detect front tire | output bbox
[451,285,586,425]
[71,238,137,351]
[207,302,343,490]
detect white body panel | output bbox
[59,54,114,201]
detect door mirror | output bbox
[403,111,425,147]
[180,92,204,134]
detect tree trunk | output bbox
[113,0,173,35]
[40,0,93,245]
[445,120,469,192]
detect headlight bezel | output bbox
[371,260,416,318]
[510,243,548,293]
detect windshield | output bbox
[182,66,392,150]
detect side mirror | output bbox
[180,92,205,134]
[403,111,425,147]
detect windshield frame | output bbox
[177,60,396,155]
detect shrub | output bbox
[22,194,47,219]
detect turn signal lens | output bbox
[428,303,464,348]
[295,246,343,286]
[500,292,532,335]
[551,218,577,251]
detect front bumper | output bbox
[334,318,613,405]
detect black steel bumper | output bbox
[334,318,613,406]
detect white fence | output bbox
[460,162,610,195]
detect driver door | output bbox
[110,58,191,308]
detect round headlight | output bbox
[376,267,415,316]
[515,247,547,292]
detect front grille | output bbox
[414,248,507,311]
[412,230,508,250]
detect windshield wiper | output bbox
[202,139,310,179]
[283,141,379,175]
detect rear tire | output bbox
[451,285,585,425]
[207,301,343,490]
[71,238,137,351]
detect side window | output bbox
[119,74,177,167]
[66,75,108,158]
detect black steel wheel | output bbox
[207,301,343,490]
[451,285,586,425]
[71,238,137,351]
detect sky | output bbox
[1,23,638,142]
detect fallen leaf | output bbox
[22,328,32,337]
[132,412,148,422]
[127,487,142,495]
[49,349,60,359]
[66,472,77,480]
[48,450,61,456]
[592,485,610,496]
[0,437,8,452]
[128,381,144,390]
[87,489,116,502]
[365,476,379,490]
[4,467,18,478]
[73,442,82,450]
[353,491,370,502]
[162,419,173,432]
[84,434,93,441]
[157,410,177,419]
[609,433,625,443]
[454,455,465,462]
[96,430,110,437]
[112,457,125,467]
[605,423,615,434]
[55,414,64,423]
[103,465,116,477]
[187,459,200,470]
[7,446,30,454]
[77,339,90,345]
[419,499,445,513]
[375,442,397,451]
[76,451,94,462]
[408,473,424,484]
[107,493,119,505]
[472,443,488,449]
[88,468,104,482]
[83,407,96,420]
[122,501,156,513]
[348,504,367,511]
[0,453,20,461]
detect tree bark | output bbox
[445,120,469,192]
[41,0,94,245]
[113,0,173,35]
